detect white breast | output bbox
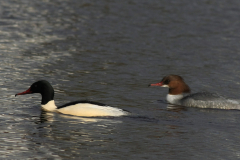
[57,103,128,117]
[41,100,57,111]
[166,94,184,105]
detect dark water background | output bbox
[1,0,240,159]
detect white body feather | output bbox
[41,100,128,117]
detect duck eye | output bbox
[164,79,170,84]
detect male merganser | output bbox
[149,75,240,109]
[15,80,128,117]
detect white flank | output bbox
[57,103,128,117]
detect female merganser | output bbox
[149,75,240,109]
[15,80,128,117]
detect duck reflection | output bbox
[39,111,54,123]
[39,110,123,124]
[167,104,188,112]
[157,99,187,112]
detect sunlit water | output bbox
[1,0,240,159]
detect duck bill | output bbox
[15,88,32,97]
[149,82,163,86]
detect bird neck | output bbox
[41,89,54,105]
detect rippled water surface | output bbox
[1,0,240,159]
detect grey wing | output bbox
[180,92,240,109]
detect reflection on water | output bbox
[167,104,188,112]
[39,111,123,124]
[39,111,55,123]
[29,111,126,159]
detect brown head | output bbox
[149,75,191,95]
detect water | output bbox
[1,0,240,159]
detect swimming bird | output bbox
[15,80,128,117]
[149,75,240,109]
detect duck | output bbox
[15,80,129,117]
[149,75,240,109]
